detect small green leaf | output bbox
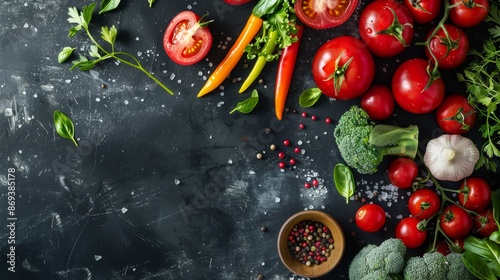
[462,251,498,280]
[82,4,95,27]
[101,25,117,46]
[333,163,356,204]
[88,45,101,58]
[54,110,78,147]
[148,0,156,8]
[230,90,259,114]
[58,47,75,63]
[299,88,322,108]
[100,0,121,14]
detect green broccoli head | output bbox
[445,252,477,280]
[349,239,406,280]
[334,106,419,174]
[404,252,460,280]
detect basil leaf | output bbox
[462,251,498,280]
[54,110,78,147]
[333,163,356,204]
[100,0,120,14]
[58,47,75,63]
[299,88,322,108]
[252,0,283,18]
[490,231,500,244]
[230,90,259,114]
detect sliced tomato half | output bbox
[295,0,358,29]
[163,11,213,66]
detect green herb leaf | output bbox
[299,88,322,108]
[101,26,117,47]
[148,0,156,8]
[230,90,259,114]
[82,4,95,27]
[58,47,76,63]
[333,163,356,204]
[54,110,78,147]
[493,189,500,229]
[462,251,498,280]
[100,0,121,14]
[89,45,101,58]
[252,0,283,18]
[68,7,84,26]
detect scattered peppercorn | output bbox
[304,182,311,189]
[257,273,264,280]
[289,158,296,165]
[270,144,276,151]
[258,78,264,85]
[260,226,267,232]
[301,112,308,118]
[278,152,286,159]
[294,147,301,154]
[312,179,319,187]
[311,115,317,121]
[299,123,305,129]
[361,197,367,203]
[325,117,332,124]
[256,153,263,159]
[278,162,286,169]
[283,139,290,146]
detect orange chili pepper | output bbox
[197,14,263,97]
[274,25,303,120]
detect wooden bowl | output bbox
[277,210,345,278]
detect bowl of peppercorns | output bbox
[277,210,345,278]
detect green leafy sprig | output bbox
[60,4,173,95]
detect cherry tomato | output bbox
[403,0,442,24]
[395,217,427,248]
[436,95,477,134]
[449,0,490,28]
[355,203,386,232]
[312,36,375,100]
[361,85,395,120]
[223,0,251,5]
[295,0,359,29]
[388,157,418,189]
[425,24,469,70]
[440,205,473,240]
[163,11,213,66]
[458,177,492,211]
[435,241,451,255]
[359,0,414,57]
[392,58,445,114]
[473,208,499,237]
[408,189,441,220]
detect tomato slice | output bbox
[223,0,251,5]
[295,0,358,29]
[163,11,213,66]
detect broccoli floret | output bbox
[403,252,477,280]
[349,239,406,280]
[334,106,419,174]
[445,252,477,280]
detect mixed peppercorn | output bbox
[287,220,335,266]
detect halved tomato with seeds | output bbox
[295,0,359,29]
[163,11,213,66]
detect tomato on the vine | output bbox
[395,217,427,248]
[359,0,414,57]
[439,205,473,240]
[473,208,499,237]
[425,24,469,70]
[355,203,386,232]
[408,189,441,220]
[312,36,375,100]
[458,177,492,211]
[436,95,477,134]
[449,0,490,28]
[361,85,395,120]
[223,0,251,5]
[388,157,418,189]
[403,0,442,24]
[392,58,445,114]
[163,11,213,66]
[295,0,358,29]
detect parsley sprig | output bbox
[457,2,500,171]
[61,4,173,95]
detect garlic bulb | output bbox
[423,134,480,182]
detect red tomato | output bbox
[395,217,427,248]
[361,85,395,120]
[449,0,490,28]
[359,0,414,57]
[295,0,358,29]
[388,157,419,189]
[392,58,445,114]
[440,205,473,239]
[163,11,213,66]
[403,0,442,24]
[312,36,375,100]
[458,177,492,211]
[435,241,451,255]
[436,95,477,134]
[355,203,387,232]
[408,189,441,220]
[223,0,251,5]
[425,24,469,69]
[473,208,499,237]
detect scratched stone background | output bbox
[0,0,497,280]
